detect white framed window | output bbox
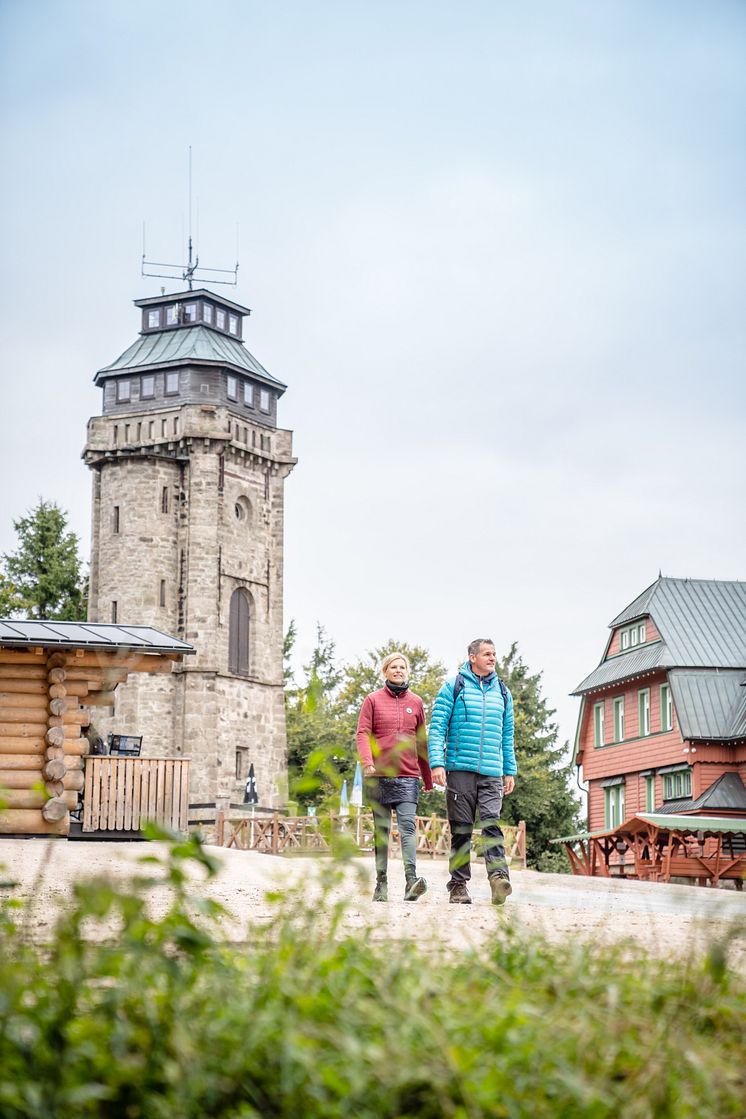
[184,303,198,322]
[619,622,647,651]
[203,303,213,323]
[228,314,238,334]
[165,372,179,395]
[638,689,651,736]
[613,697,624,742]
[663,769,691,800]
[604,783,625,829]
[166,305,178,325]
[244,383,254,407]
[660,684,673,732]
[227,375,238,401]
[259,389,270,413]
[645,775,656,812]
[116,379,131,402]
[216,309,226,330]
[593,702,605,748]
[147,309,160,328]
[140,374,155,399]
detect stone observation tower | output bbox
[83,288,296,807]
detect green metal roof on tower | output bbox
[95,324,286,390]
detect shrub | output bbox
[0,834,744,1118]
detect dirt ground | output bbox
[2,838,745,971]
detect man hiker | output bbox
[428,638,517,905]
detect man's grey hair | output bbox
[468,638,495,658]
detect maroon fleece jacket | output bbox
[356,687,433,789]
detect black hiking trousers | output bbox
[445,770,509,888]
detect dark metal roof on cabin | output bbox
[668,669,746,739]
[654,772,746,815]
[95,325,286,391]
[0,620,194,655]
[572,642,665,695]
[610,580,660,627]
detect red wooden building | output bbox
[572,577,746,836]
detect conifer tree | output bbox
[0,500,87,621]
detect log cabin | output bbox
[0,620,193,837]
[572,577,746,836]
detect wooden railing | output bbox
[215,810,527,869]
[82,757,190,833]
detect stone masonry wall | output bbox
[85,403,295,809]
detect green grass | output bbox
[0,832,744,1118]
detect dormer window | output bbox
[184,303,198,322]
[117,379,131,403]
[165,372,179,395]
[216,309,226,330]
[259,389,270,413]
[227,375,238,401]
[620,622,646,651]
[166,305,178,326]
[147,309,161,329]
[244,383,254,407]
[203,303,213,324]
[228,314,238,335]
[140,374,155,399]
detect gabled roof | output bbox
[573,577,746,697]
[573,642,665,694]
[95,325,286,391]
[611,577,746,666]
[668,670,746,739]
[655,772,746,816]
[0,620,194,656]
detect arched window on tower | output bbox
[228,588,251,676]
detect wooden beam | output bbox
[0,754,44,770]
[0,789,77,810]
[0,722,47,738]
[0,665,47,680]
[0,809,68,835]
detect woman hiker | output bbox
[356,651,433,901]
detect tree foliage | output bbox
[496,642,581,869]
[0,500,87,621]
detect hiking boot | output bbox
[448,882,472,904]
[489,874,512,906]
[404,875,427,901]
[372,875,388,902]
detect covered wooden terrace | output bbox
[554,813,746,888]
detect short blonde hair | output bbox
[380,651,410,678]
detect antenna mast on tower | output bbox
[141,147,239,291]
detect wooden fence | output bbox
[82,757,190,833]
[215,810,527,869]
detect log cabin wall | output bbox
[0,648,88,836]
[0,635,190,837]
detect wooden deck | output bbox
[215,810,527,868]
[82,757,190,833]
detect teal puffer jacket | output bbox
[428,663,516,778]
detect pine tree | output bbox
[1,500,87,621]
[496,643,581,869]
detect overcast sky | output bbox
[1,0,744,755]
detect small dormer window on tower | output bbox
[166,305,178,326]
[184,303,198,322]
[203,303,213,324]
[216,309,226,330]
[228,314,238,335]
[148,309,161,329]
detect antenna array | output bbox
[141,147,239,291]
